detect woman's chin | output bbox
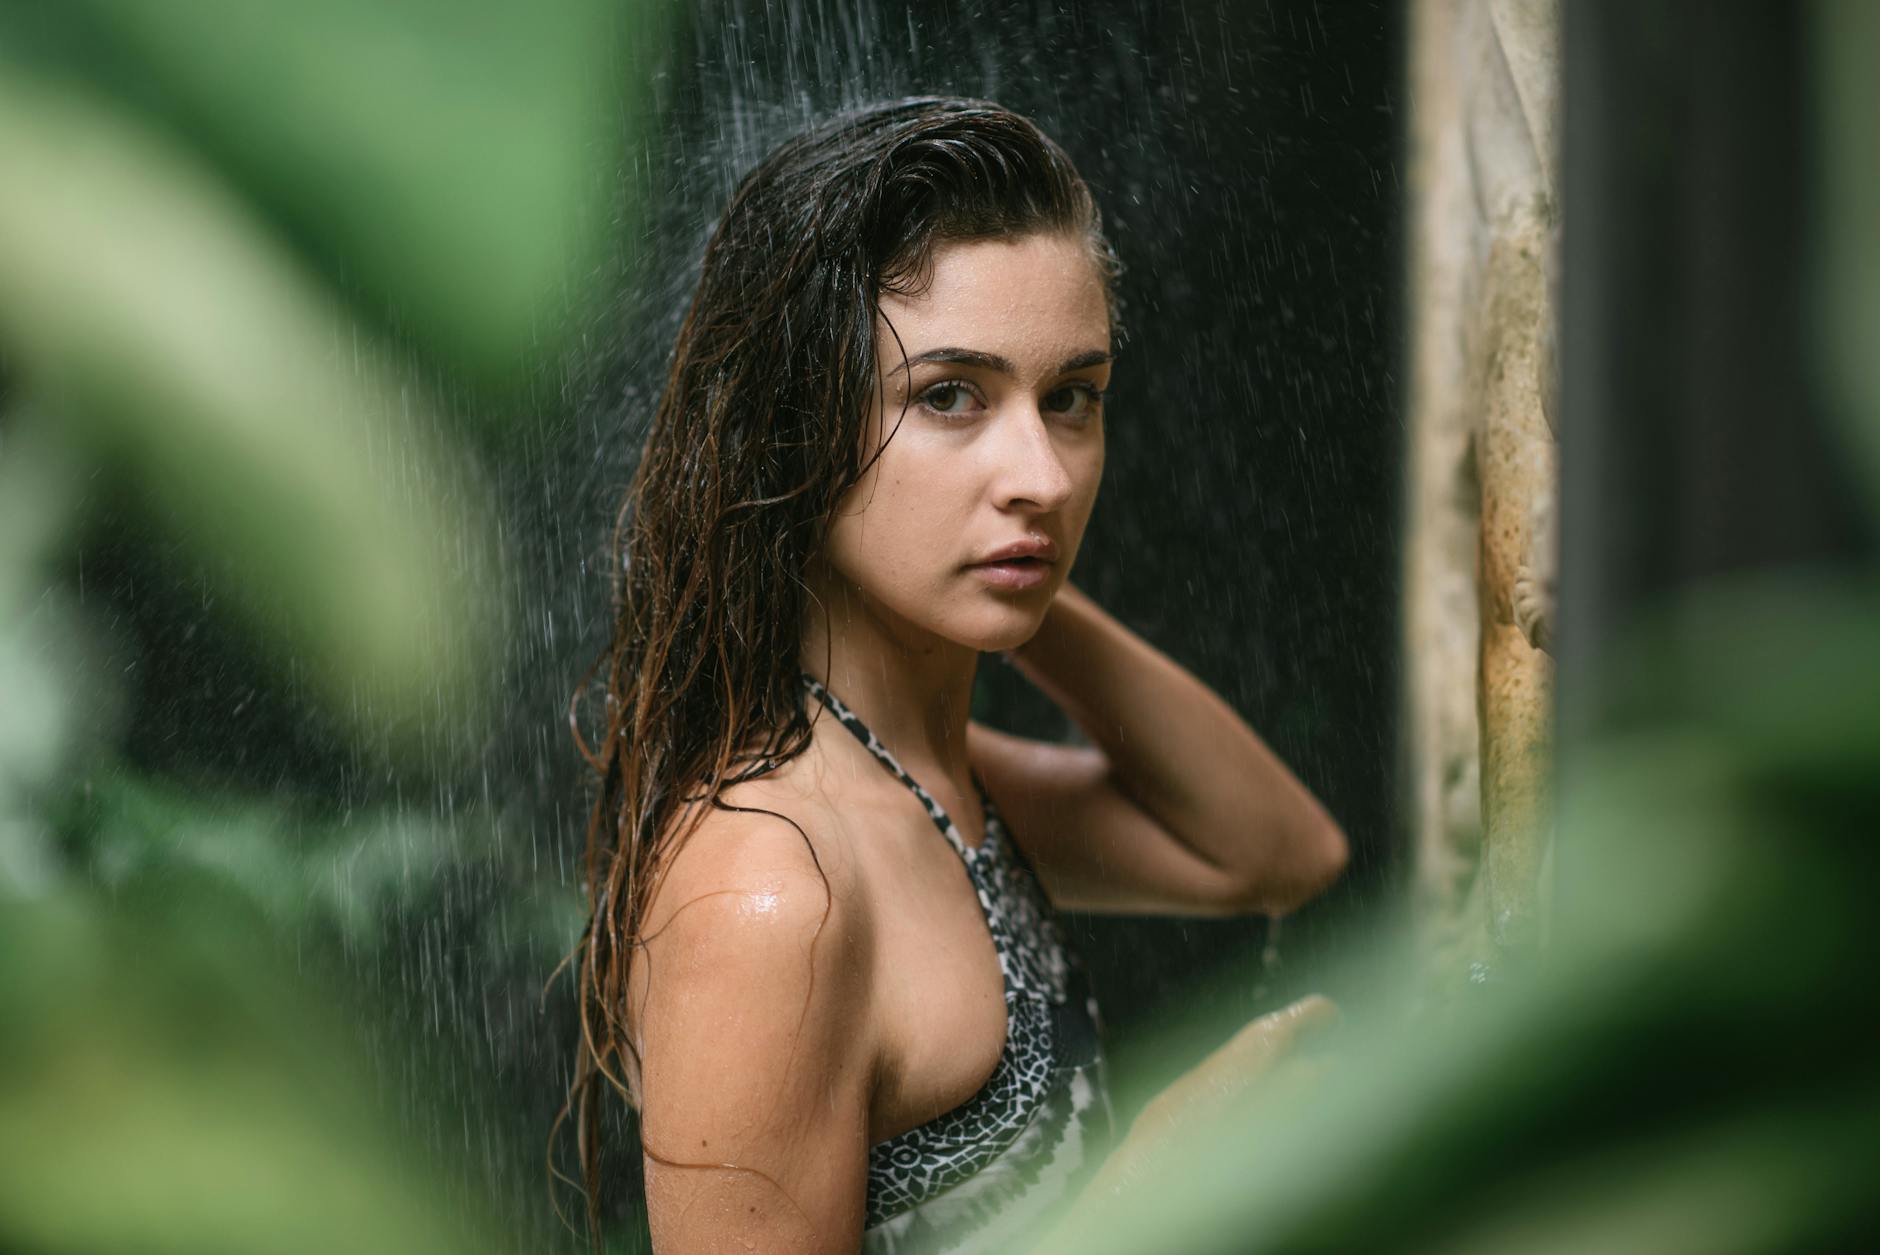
[947,602,1051,654]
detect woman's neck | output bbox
[799,576,979,783]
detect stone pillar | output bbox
[1403,0,1559,984]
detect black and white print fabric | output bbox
[798,672,1116,1255]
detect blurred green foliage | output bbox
[51,771,582,957]
[4,0,618,370]
[0,77,491,732]
[0,1,634,1250]
[3,1,1875,1252]
[0,876,514,1255]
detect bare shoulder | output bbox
[641,767,866,943]
[633,777,880,1252]
[637,776,874,1016]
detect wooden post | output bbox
[1403,0,1559,986]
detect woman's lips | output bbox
[968,556,1053,589]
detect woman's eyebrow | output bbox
[898,347,1113,376]
[1056,349,1113,372]
[901,347,1013,375]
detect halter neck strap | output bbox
[799,670,994,859]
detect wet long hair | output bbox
[560,95,1118,1237]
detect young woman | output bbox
[568,97,1348,1254]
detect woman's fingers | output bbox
[1133,994,1341,1137]
[1203,994,1340,1092]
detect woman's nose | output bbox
[992,402,1076,512]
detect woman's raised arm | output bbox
[633,809,877,1253]
[975,582,1347,917]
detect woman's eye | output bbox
[919,382,978,416]
[1043,383,1104,420]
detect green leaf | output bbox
[0,77,499,747]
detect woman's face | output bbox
[817,230,1111,653]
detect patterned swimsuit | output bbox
[800,673,1116,1254]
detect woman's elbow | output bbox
[1309,819,1351,892]
[1246,818,1348,916]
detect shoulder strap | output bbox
[800,671,987,859]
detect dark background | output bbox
[78,0,1404,1240]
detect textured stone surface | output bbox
[1404,0,1558,982]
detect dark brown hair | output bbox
[558,95,1117,1238]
